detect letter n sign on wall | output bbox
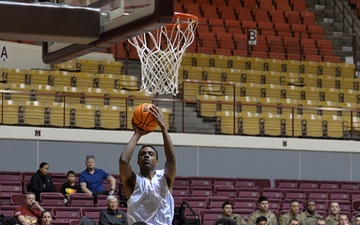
[248,29,257,45]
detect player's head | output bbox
[66,170,76,183]
[85,155,96,169]
[38,162,49,175]
[306,199,316,214]
[221,201,233,217]
[106,195,118,211]
[256,216,268,225]
[137,145,159,170]
[258,196,269,212]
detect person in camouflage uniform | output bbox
[325,202,340,225]
[279,199,305,225]
[339,215,350,225]
[218,201,247,225]
[247,196,279,225]
[256,216,268,225]
[300,200,323,225]
[351,214,360,225]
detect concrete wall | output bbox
[0,126,359,183]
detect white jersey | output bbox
[127,169,174,225]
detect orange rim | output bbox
[166,12,199,29]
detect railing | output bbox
[1,86,360,140]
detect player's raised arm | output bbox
[119,122,148,199]
[149,105,176,191]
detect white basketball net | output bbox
[128,14,198,95]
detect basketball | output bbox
[132,103,158,132]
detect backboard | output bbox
[0,0,174,64]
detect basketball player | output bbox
[119,105,176,225]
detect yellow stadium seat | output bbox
[237,96,258,114]
[2,68,27,84]
[128,91,154,107]
[215,110,239,134]
[264,58,283,72]
[192,53,213,67]
[277,98,298,116]
[99,60,123,74]
[76,59,101,73]
[301,61,319,75]
[239,112,261,135]
[303,113,324,137]
[239,83,262,98]
[323,115,347,138]
[181,52,195,66]
[283,60,301,73]
[261,84,282,99]
[49,71,74,87]
[180,66,203,81]
[287,113,305,137]
[107,89,129,108]
[46,102,71,127]
[196,94,219,118]
[264,71,282,85]
[211,54,230,68]
[1,100,21,125]
[281,85,304,100]
[26,70,51,86]
[23,101,45,126]
[222,68,242,83]
[262,113,285,136]
[342,89,358,104]
[202,67,223,82]
[54,59,78,72]
[69,104,97,128]
[318,61,336,76]
[337,63,355,78]
[116,75,139,91]
[337,77,355,90]
[218,95,238,111]
[228,55,248,70]
[302,73,319,87]
[247,57,265,71]
[97,105,122,129]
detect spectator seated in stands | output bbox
[279,199,305,225]
[256,216,268,225]
[36,211,54,225]
[325,202,340,225]
[247,196,278,225]
[300,199,323,225]
[351,214,360,225]
[218,201,246,225]
[339,215,349,225]
[79,155,116,199]
[99,195,127,225]
[215,218,237,225]
[29,162,55,201]
[60,170,80,205]
[14,192,45,225]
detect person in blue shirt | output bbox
[79,155,116,198]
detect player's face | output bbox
[306,201,316,213]
[290,202,300,215]
[339,215,348,225]
[259,201,269,212]
[39,164,49,176]
[137,147,158,170]
[330,203,340,214]
[108,198,118,211]
[86,158,96,169]
[67,174,76,183]
[222,204,233,216]
[41,212,52,225]
[25,194,36,206]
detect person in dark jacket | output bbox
[29,162,55,201]
[99,195,127,225]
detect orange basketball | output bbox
[132,103,158,132]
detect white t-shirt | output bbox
[127,169,174,225]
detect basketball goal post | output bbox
[128,12,198,96]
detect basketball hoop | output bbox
[128,12,198,95]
